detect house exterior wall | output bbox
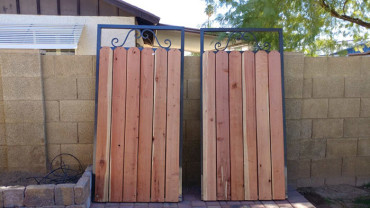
[0,51,369,188]
[0,15,136,55]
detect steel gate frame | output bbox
[199,27,287,197]
[93,24,185,201]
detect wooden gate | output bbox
[94,46,182,202]
[202,50,286,201]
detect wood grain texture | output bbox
[123,47,141,202]
[137,48,155,202]
[94,47,113,202]
[201,51,217,201]
[255,50,272,200]
[228,51,244,200]
[215,51,231,200]
[242,51,258,200]
[165,49,181,202]
[109,47,127,202]
[151,48,168,202]
[268,51,286,200]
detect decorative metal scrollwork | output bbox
[111,28,172,49]
[214,31,271,52]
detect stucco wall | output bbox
[0,51,369,188]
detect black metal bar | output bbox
[57,0,61,15]
[36,0,41,14]
[16,0,20,14]
[77,0,81,16]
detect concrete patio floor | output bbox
[91,186,315,208]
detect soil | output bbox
[0,171,45,186]
[298,185,370,208]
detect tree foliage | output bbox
[205,0,369,55]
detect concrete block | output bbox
[45,101,60,122]
[55,184,74,206]
[325,177,356,186]
[345,77,361,97]
[284,77,303,98]
[312,119,343,138]
[345,77,370,97]
[60,100,95,122]
[2,77,42,100]
[284,52,304,78]
[304,57,328,78]
[78,122,94,144]
[303,78,312,98]
[47,144,61,168]
[326,138,357,158]
[344,118,370,137]
[187,79,200,99]
[46,122,78,144]
[24,184,55,207]
[0,146,7,170]
[0,124,6,145]
[287,160,310,180]
[328,98,360,118]
[2,186,25,207]
[0,187,3,208]
[183,99,200,120]
[285,99,302,119]
[342,157,356,176]
[356,176,370,186]
[286,120,300,141]
[54,55,93,77]
[287,140,300,160]
[44,77,77,100]
[3,101,44,123]
[6,123,45,145]
[299,139,326,159]
[313,77,344,98]
[361,57,370,76]
[77,77,95,99]
[74,177,90,205]
[7,145,46,172]
[0,102,5,123]
[296,178,325,188]
[185,119,200,140]
[358,138,370,156]
[328,56,361,77]
[183,140,200,162]
[0,53,41,77]
[41,55,55,78]
[356,157,370,176]
[311,159,342,177]
[60,144,93,167]
[0,78,3,101]
[301,119,312,138]
[360,98,370,117]
[184,57,200,79]
[301,99,328,118]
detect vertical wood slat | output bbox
[242,51,258,200]
[151,48,168,202]
[123,47,141,202]
[165,49,181,202]
[215,51,231,200]
[255,50,272,200]
[229,51,244,200]
[109,47,127,202]
[137,48,155,202]
[95,47,113,202]
[268,51,286,200]
[201,51,217,201]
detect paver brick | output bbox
[2,186,25,207]
[55,183,75,205]
[24,184,55,207]
[74,177,90,205]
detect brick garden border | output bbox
[0,166,92,208]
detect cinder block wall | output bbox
[0,51,369,188]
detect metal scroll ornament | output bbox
[214,31,271,52]
[111,28,172,49]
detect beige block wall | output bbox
[0,50,369,188]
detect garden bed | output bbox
[0,166,92,208]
